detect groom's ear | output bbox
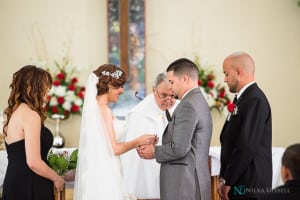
[281,165,293,183]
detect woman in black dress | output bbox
[2,65,65,200]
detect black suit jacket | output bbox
[220,83,272,198]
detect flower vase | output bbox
[51,114,69,148]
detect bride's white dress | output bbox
[73,73,128,200]
[74,119,126,200]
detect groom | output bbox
[138,58,212,200]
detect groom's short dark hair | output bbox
[166,58,199,80]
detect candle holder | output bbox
[50,114,69,148]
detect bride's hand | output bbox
[138,134,157,146]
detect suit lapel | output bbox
[162,88,199,137]
[162,124,169,136]
[220,83,258,140]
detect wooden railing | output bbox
[209,156,220,200]
[54,188,65,200]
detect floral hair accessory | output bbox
[101,71,110,76]
[101,70,123,79]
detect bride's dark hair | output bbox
[93,64,127,95]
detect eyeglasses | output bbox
[155,90,175,99]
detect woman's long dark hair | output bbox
[3,65,52,136]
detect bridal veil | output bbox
[74,73,123,200]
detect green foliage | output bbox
[47,149,78,176]
[69,149,78,170]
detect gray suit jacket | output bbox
[155,88,212,200]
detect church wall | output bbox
[0,0,299,147]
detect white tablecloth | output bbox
[209,146,285,189]
[0,151,7,186]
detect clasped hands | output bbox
[136,134,158,159]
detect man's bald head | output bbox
[222,52,256,93]
[225,52,255,76]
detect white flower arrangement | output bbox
[45,57,85,117]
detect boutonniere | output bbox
[226,103,238,121]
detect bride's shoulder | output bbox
[99,105,113,119]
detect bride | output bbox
[74,64,157,200]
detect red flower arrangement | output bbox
[194,57,233,114]
[46,57,85,117]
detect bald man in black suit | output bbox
[218,52,272,200]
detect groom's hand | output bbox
[137,144,155,159]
